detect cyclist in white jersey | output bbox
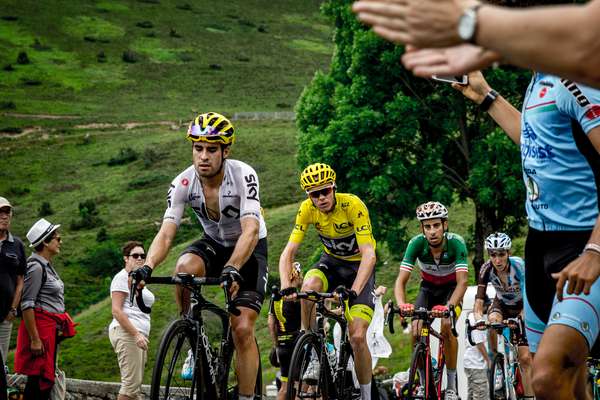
[132,112,267,400]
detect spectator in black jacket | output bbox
[0,197,26,400]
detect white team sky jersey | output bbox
[163,159,267,247]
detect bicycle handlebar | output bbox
[270,285,352,320]
[386,301,458,337]
[465,317,523,346]
[129,273,241,316]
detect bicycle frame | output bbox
[411,309,449,400]
[387,304,458,400]
[278,287,358,399]
[140,274,243,400]
[467,318,524,400]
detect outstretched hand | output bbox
[402,44,500,79]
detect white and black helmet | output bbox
[484,232,512,251]
[416,201,448,221]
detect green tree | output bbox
[296,0,529,271]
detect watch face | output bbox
[458,11,476,41]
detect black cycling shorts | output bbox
[414,281,457,311]
[181,236,268,314]
[524,228,590,326]
[276,342,296,380]
[305,253,375,323]
[489,298,528,346]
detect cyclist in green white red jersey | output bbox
[394,201,469,400]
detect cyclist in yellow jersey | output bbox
[279,163,377,400]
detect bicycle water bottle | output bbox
[181,349,194,380]
[326,342,337,367]
[494,367,503,390]
[431,357,438,376]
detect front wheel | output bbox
[337,343,361,400]
[404,343,432,400]
[150,319,213,400]
[489,353,507,400]
[286,332,328,400]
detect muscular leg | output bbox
[518,345,534,397]
[174,253,206,314]
[231,307,260,397]
[278,381,287,400]
[532,324,590,400]
[300,277,323,331]
[441,318,458,391]
[348,317,372,384]
[442,319,458,370]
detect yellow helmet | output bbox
[300,163,336,192]
[186,112,235,145]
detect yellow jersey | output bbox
[289,193,376,262]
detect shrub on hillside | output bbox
[0,101,16,110]
[122,50,139,63]
[16,51,30,65]
[96,227,109,242]
[136,21,154,29]
[97,51,107,63]
[38,201,54,217]
[79,240,122,276]
[7,186,29,196]
[108,147,139,166]
[128,174,168,189]
[142,148,161,167]
[70,199,103,230]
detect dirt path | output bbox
[0,111,296,138]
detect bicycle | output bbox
[278,285,361,400]
[131,272,262,400]
[465,317,525,400]
[386,303,458,400]
[587,357,600,400]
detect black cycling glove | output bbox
[221,265,243,284]
[131,265,153,283]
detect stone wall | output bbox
[8,374,277,399]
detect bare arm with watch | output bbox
[452,70,522,145]
[353,0,600,88]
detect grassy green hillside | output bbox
[0,0,332,126]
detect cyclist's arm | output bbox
[279,241,300,290]
[473,298,485,320]
[394,269,411,306]
[453,71,521,145]
[225,217,259,270]
[476,1,600,88]
[397,239,418,305]
[146,221,177,270]
[351,243,376,295]
[448,270,468,308]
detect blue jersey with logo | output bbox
[521,73,600,231]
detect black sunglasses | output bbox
[128,253,146,260]
[308,186,333,199]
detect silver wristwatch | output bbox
[458,4,482,44]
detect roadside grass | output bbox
[0,0,332,124]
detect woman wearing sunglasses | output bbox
[108,241,155,400]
